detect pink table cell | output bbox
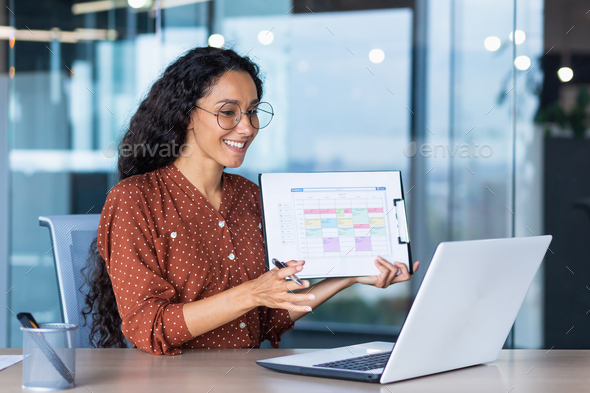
[319,209,337,214]
[304,209,321,214]
[343,208,352,213]
[353,223,370,229]
[367,208,384,213]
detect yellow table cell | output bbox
[337,218,354,226]
[305,219,322,227]
[369,217,385,226]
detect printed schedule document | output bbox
[259,172,412,279]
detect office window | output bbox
[5,0,545,349]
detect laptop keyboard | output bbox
[313,351,391,371]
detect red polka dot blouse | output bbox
[97,162,294,355]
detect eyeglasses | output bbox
[195,101,274,130]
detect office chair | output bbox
[39,214,102,349]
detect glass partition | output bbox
[6,0,545,349]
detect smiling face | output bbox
[185,70,259,169]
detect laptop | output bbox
[257,235,552,384]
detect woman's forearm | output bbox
[288,277,356,322]
[181,271,354,336]
[182,263,319,337]
[182,280,257,337]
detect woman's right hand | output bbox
[247,260,314,313]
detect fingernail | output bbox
[297,266,303,271]
[308,294,315,300]
[306,306,312,312]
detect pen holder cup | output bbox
[21,323,78,391]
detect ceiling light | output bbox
[484,36,501,51]
[557,67,573,82]
[514,55,531,70]
[369,49,385,64]
[72,0,207,15]
[0,26,116,43]
[258,30,274,45]
[508,30,526,45]
[208,34,225,48]
[128,0,148,8]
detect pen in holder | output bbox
[18,313,77,391]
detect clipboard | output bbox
[259,171,412,279]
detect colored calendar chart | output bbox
[295,196,390,258]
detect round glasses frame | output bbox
[195,101,274,130]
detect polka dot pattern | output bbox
[97,162,294,356]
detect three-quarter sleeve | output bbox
[258,307,295,348]
[97,184,193,355]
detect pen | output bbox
[17,312,75,385]
[272,258,303,286]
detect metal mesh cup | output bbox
[21,323,78,390]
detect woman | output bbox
[85,46,419,355]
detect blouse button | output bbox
[258,223,262,229]
[170,232,177,239]
[239,322,246,329]
[219,221,225,228]
[228,253,235,261]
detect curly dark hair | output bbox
[81,46,264,348]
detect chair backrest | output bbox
[39,214,101,349]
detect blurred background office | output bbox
[1,0,589,350]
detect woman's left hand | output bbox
[355,256,420,288]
